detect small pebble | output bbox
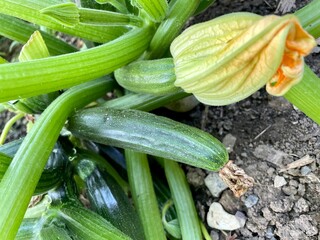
[222,133,237,153]
[265,226,275,239]
[274,176,287,188]
[205,172,228,198]
[210,230,219,240]
[294,198,309,213]
[300,166,311,176]
[235,211,247,228]
[244,194,259,208]
[219,190,242,214]
[207,202,242,231]
[289,180,299,187]
[267,167,275,177]
[282,186,298,196]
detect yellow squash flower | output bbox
[170,13,316,106]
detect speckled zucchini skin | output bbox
[114,58,180,95]
[68,108,228,171]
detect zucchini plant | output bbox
[0,0,319,239]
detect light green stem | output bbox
[164,159,202,240]
[0,78,115,239]
[0,14,77,56]
[284,0,320,125]
[125,150,166,240]
[295,0,320,38]
[285,67,320,125]
[0,112,25,145]
[144,0,200,59]
[0,26,152,103]
[0,0,128,42]
[79,8,142,26]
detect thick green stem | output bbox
[284,0,320,125]
[125,150,166,240]
[0,14,77,56]
[295,0,320,38]
[0,0,127,42]
[103,91,190,111]
[285,67,320,125]
[0,27,152,103]
[164,159,202,240]
[144,0,200,59]
[0,78,116,239]
[79,8,142,26]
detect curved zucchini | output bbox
[72,154,145,240]
[68,108,228,171]
[0,141,66,195]
[114,58,180,95]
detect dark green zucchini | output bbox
[0,141,67,195]
[68,108,228,171]
[72,153,144,240]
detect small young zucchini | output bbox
[68,107,228,171]
[0,141,66,195]
[72,152,145,240]
[114,58,180,95]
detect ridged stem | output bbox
[164,160,202,240]
[125,150,166,240]
[0,14,77,56]
[0,0,128,42]
[0,27,152,103]
[0,78,115,239]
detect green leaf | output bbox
[0,56,7,64]
[19,31,50,62]
[40,3,80,27]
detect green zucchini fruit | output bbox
[72,154,144,240]
[68,107,228,171]
[0,141,66,195]
[53,202,132,240]
[114,58,180,95]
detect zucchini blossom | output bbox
[170,13,316,106]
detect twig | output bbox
[254,125,272,140]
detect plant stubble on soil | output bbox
[0,0,319,239]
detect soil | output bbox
[181,1,320,239]
[0,0,319,239]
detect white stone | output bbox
[207,202,242,231]
[222,133,237,153]
[274,176,287,188]
[205,172,228,198]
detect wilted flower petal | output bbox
[170,13,316,106]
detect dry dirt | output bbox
[180,1,320,239]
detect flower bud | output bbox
[170,13,316,106]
